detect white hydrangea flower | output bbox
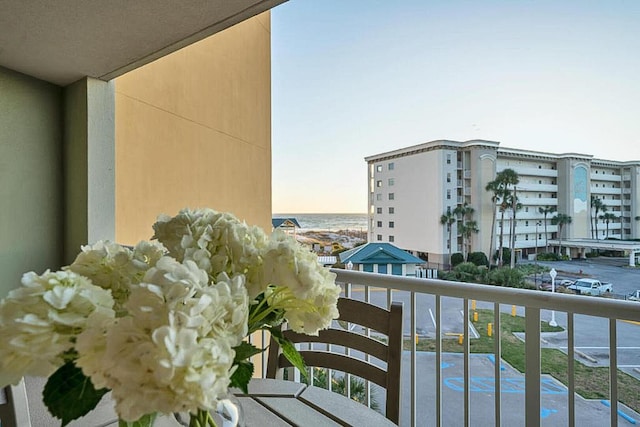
[0,270,115,388]
[152,208,270,298]
[259,231,341,334]
[66,240,166,315]
[75,258,248,421]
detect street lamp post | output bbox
[549,268,558,327]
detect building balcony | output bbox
[253,269,640,427]
[590,173,622,182]
[516,183,557,193]
[498,166,558,178]
[517,197,558,206]
[591,187,623,196]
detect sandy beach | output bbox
[294,229,366,254]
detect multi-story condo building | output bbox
[365,140,640,265]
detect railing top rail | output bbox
[332,269,640,322]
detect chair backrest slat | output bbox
[282,329,389,361]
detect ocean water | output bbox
[273,213,367,232]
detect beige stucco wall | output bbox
[114,12,272,245]
[0,67,63,297]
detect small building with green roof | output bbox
[339,242,425,276]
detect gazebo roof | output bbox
[272,217,301,229]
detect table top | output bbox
[0,378,395,427]
[232,378,396,427]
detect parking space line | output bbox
[600,400,637,425]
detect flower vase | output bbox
[172,395,245,427]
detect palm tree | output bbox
[551,213,572,256]
[440,208,456,270]
[454,202,475,260]
[491,169,519,266]
[485,180,501,267]
[590,196,606,240]
[507,191,522,269]
[460,220,479,259]
[538,206,556,252]
[599,212,619,239]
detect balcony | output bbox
[256,269,640,427]
[498,166,558,178]
[591,187,623,196]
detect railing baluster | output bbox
[436,295,442,427]
[493,302,501,427]
[463,298,470,427]
[525,307,541,427]
[568,312,575,427]
[411,291,417,427]
[610,318,618,427]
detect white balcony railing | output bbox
[259,269,640,427]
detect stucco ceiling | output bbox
[0,0,286,86]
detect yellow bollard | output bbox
[488,323,493,337]
[471,300,477,311]
[473,311,478,322]
[511,305,517,317]
[458,334,463,345]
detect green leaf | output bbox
[233,342,263,362]
[269,328,308,381]
[118,413,157,427]
[43,361,109,426]
[230,360,254,394]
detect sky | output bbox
[270,0,640,214]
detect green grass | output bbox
[405,309,640,413]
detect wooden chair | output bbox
[266,298,403,424]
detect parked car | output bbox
[627,290,640,301]
[567,279,612,296]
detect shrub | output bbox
[451,252,464,267]
[468,251,489,267]
[453,262,481,282]
[493,248,511,265]
[487,267,526,288]
[537,252,561,261]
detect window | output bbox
[377,234,382,241]
[376,207,382,214]
[377,221,382,227]
[376,180,382,187]
[388,162,394,170]
[389,193,395,200]
[538,194,542,198]
[539,180,542,184]
[389,235,395,242]
[389,207,395,214]
[447,173,451,183]
[446,154,451,164]
[388,178,394,186]
[447,189,451,200]
[376,193,382,201]
[389,221,394,228]
[376,165,383,172]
